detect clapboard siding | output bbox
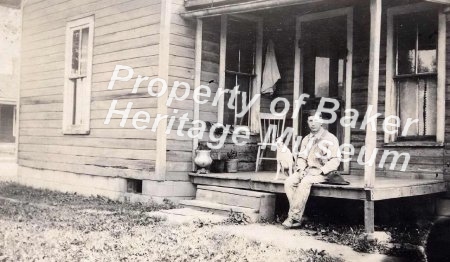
[24,0,160,30]
[199,17,220,123]
[163,2,196,180]
[19,0,162,179]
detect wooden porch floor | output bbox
[189,172,447,201]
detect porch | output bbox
[183,0,450,236]
[189,172,447,201]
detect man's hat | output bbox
[323,171,350,185]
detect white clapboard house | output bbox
[17,0,450,234]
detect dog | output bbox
[275,137,295,180]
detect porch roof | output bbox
[182,0,450,18]
[182,0,324,18]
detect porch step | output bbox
[196,185,274,209]
[180,185,276,222]
[179,199,260,222]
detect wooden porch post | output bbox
[364,0,382,236]
[192,18,203,170]
[250,18,263,133]
[218,15,227,124]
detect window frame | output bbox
[385,3,445,144]
[63,16,94,135]
[217,14,263,132]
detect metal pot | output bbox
[226,159,239,173]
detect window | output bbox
[0,104,16,143]
[393,10,438,140]
[223,18,257,127]
[63,16,94,134]
[126,179,143,194]
[218,15,262,130]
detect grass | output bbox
[0,182,342,262]
[298,220,431,261]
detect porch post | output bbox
[250,18,263,133]
[192,18,203,170]
[364,0,382,236]
[218,15,227,124]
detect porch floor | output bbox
[189,172,447,201]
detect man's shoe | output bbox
[282,217,301,229]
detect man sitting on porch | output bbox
[283,110,341,229]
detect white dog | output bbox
[275,137,295,180]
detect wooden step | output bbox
[195,185,275,210]
[185,185,276,221]
[197,185,274,197]
[179,199,259,222]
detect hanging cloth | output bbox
[261,40,281,95]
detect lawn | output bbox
[0,182,341,262]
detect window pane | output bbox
[398,79,418,136]
[79,28,89,75]
[226,19,256,73]
[70,78,86,126]
[71,29,80,75]
[397,77,437,137]
[418,13,437,73]
[223,74,237,126]
[224,74,252,126]
[314,57,330,97]
[396,15,416,75]
[235,76,251,126]
[338,59,345,91]
[0,105,16,143]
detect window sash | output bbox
[68,77,87,126]
[223,72,254,126]
[221,17,258,127]
[70,27,89,78]
[395,11,437,77]
[63,16,93,135]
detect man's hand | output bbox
[294,170,305,180]
[307,167,323,176]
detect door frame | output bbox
[294,7,353,172]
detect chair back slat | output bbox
[258,113,287,144]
